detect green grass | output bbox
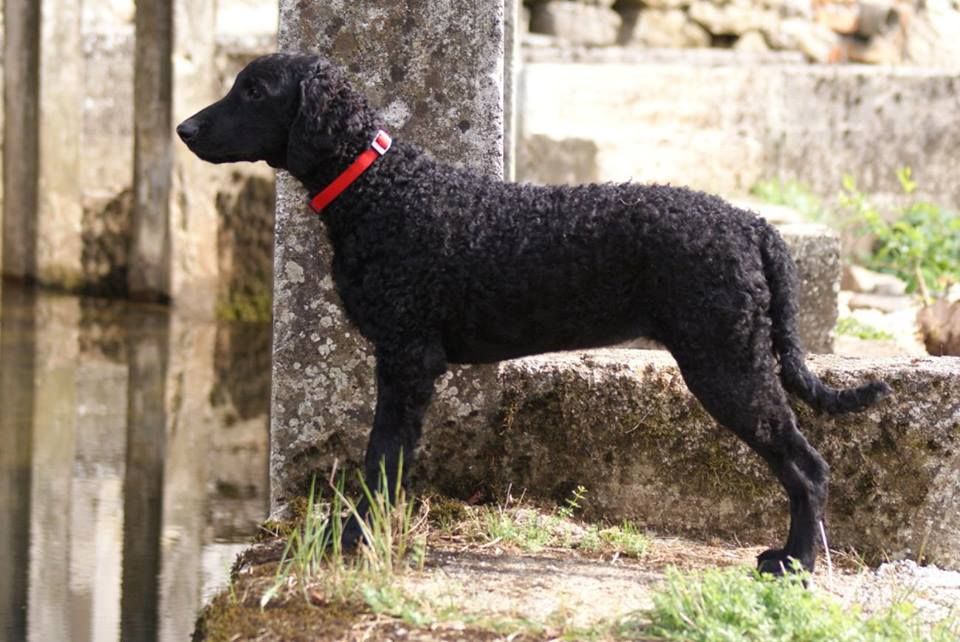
[598,520,649,558]
[750,178,831,224]
[639,567,957,642]
[835,316,895,341]
[260,458,426,608]
[476,487,648,558]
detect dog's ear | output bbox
[286,60,371,177]
[286,65,336,175]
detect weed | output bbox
[557,484,589,520]
[641,566,956,642]
[840,168,960,303]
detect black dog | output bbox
[178,53,891,574]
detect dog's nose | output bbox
[176,119,199,142]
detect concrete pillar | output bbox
[35,0,84,287]
[0,283,34,642]
[129,0,174,301]
[26,296,79,642]
[2,0,40,279]
[71,359,127,642]
[271,0,505,511]
[120,308,168,641]
[130,0,218,312]
[169,0,219,314]
[158,319,215,642]
[504,0,520,181]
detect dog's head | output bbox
[177,53,376,176]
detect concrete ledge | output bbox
[416,350,960,568]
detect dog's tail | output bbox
[759,222,892,415]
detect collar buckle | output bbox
[370,130,392,155]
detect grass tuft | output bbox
[260,457,426,609]
[642,566,956,642]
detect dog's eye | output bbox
[246,85,263,100]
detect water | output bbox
[0,280,271,642]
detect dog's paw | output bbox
[756,549,809,576]
[339,516,365,552]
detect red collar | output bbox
[309,130,392,213]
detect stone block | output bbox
[530,1,621,45]
[516,134,600,185]
[416,350,960,569]
[778,223,839,354]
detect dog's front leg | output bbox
[340,343,446,549]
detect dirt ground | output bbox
[197,528,960,641]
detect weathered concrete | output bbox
[169,0,221,315]
[36,0,84,289]
[271,0,505,512]
[517,59,960,209]
[130,0,220,311]
[129,0,174,301]
[415,350,960,569]
[778,224,839,354]
[2,0,40,279]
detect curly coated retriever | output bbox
[177,53,891,575]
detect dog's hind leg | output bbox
[671,345,829,575]
[341,340,447,548]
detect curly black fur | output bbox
[179,53,892,574]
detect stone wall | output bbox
[517,60,960,209]
[522,0,960,66]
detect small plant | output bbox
[557,484,589,520]
[840,168,960,303]
[835,316,895,342]
[598,521,648,559]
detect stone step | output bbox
[417,349,960,569]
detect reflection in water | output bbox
[0,280,270,642]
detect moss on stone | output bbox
[215,287,272,323]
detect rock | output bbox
[416,350,960,569]
[734,30,771,52]
[633,9,711,48]
[688,1,778,37]
[842,265,908,296]
[762,0,813,20]
[767,18,842,62]
[530,1,621,46]
[623,0,690,10]
[844,29,906,65]
[918,300,960,356]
